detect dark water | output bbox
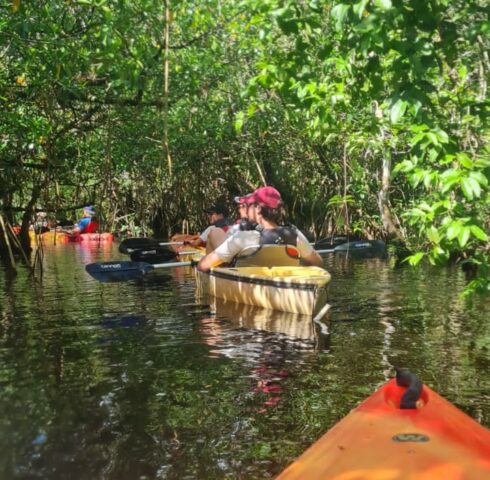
[0,243,489,479]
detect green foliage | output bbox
[0,0,488,295]
[239,0,489,295]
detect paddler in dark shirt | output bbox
[188,203,231,252]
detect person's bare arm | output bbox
[205,228,227,253]
[189,238,205,248]
[295,231,324,267]
[197,251,224,271]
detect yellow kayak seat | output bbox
[234,244,300,267]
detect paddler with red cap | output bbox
[197,186,323,271]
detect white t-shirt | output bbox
[214,228,314,263]
[199,220,232,242]
[227,223,240,236]
[199,225,215,243]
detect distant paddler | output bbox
[73,206,99,234]
[205,193,253,251]
[32,211,50,234]
[197,186,324,271]
[187,203,232,252]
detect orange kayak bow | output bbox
[277,369,490,480]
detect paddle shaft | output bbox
[151,260,194,269]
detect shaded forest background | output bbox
[1,0,488,294]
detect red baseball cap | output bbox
[248,186,282,208]
[234,193,253,205]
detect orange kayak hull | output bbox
[277,379,490,480]
[29,230,70,244]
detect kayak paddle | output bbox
[129,248,178,264]
[86,260,197,282]
[313,236,355,249]
[89,239,387,282]
[315,239,386,256]
[119,237,187,254]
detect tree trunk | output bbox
[162,0,173,177]
[378,149,404,242]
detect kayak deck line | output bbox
[208,266,330,291]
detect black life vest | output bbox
[212,218,230,232]
[257,225,297,246]
[232,225,300,267]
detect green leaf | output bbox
[446,221,461,240]
[433,128,449,144]
[458,227,471,247]
[410,124,429,133]
[440,154,455,165]
[405,252,425,266]
[470,225,488,241]
[234,111,244,132]
[353,0,369,18]
[331,4,350,30]
[440,168,460,181]
[457,153,473,169]
[374,0,392,10]
[410,132,426,146]
[469,171,488,187]
[427,226,440,244]
[425,132,439,146]
[390,99,407,123]
[460,177,474,200]
[393,159,414,173]
[467,177,482,198]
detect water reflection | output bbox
[195,297,325,416]
[210,298,317,340]
[0,245,489,479]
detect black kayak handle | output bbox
[395,368,423,409]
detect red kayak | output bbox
[277,369,490,479]
[68,232,114,243]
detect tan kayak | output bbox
[170,233,205,261]
[196,266,331,315]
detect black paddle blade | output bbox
[315,235,357,249]
[335,240,387,258]
[85,261,154,282]
[119,237,160,254]
[129,248,177,264]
